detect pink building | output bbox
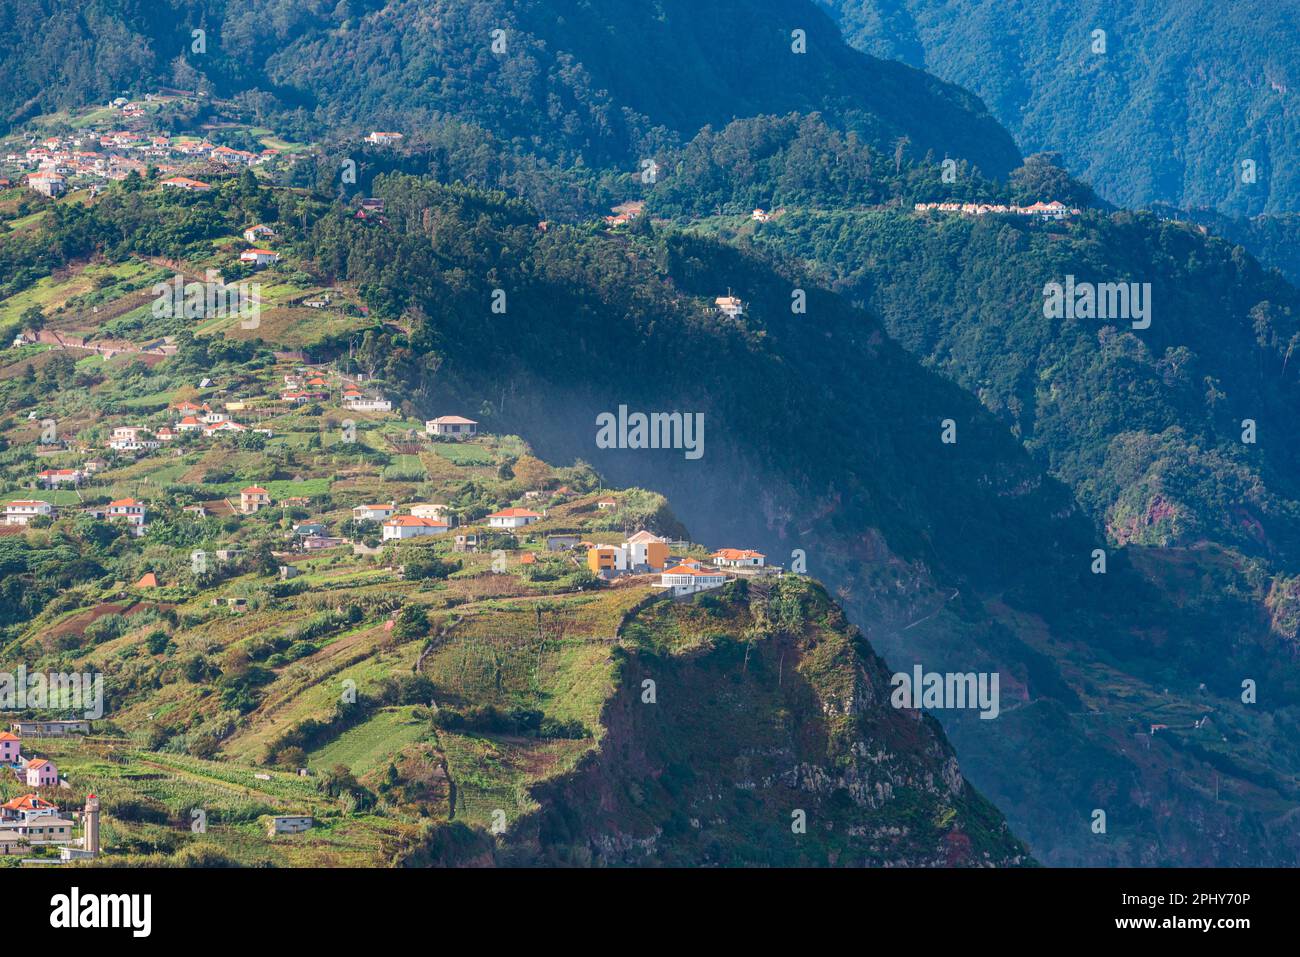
[0,731,19,764]
[25,758,57,787]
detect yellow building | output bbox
[587,546,619,575]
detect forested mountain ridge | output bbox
[2,0,1298,870]
[818,0,1300,216]
[0,0,1020,175]
[649,115,1300,588]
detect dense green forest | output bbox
[820,0,1300,215]
[649,117,1300,581]
[0,0,1019,175]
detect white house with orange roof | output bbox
[5,500,53,525]
[203,420,246,436]
[382,515,450,540]
[161,176,212,191]
[710,548,766,568]
[0,794,59,823]
[657,563,728,597]
[27,172,66,197]
[240,486,272,513]
[37,468,82,487]
[488,507,541,529]
[240,248,280,267]
[715,292,745,318]
[24,758,57,788]
[107,498,147,534]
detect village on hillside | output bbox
[0,225,779,864]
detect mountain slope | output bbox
[0,0,1021,176]
[819,0,1300,215]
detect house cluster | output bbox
[912,200,1082,220]
[6,495,150,535]
[0,719,101,857]
[341,380,393,412]
[0,789,101,860]
[239,223,280,267]
[11,123,277,200]
[1,729,61,788]
[603,200,645,228]
[350,501,457,541]
[171,398,258,439]
[579,530,768,596]
[100,400,257,461]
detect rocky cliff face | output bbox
[509,578,1029,867]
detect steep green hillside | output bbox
[0,0,1019,176]
[820,0,1300,215]
[4,146,1298,867]
[0,174,1029,867]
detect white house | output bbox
[657,564,728,597]
[364,132,404,146]
[240,248,279,267]
[352,503,396,523]
[382,516,450,540]
[110,426,158,452]
[488,507,541,529]
[4,500,53,525]
[267,815,314,836]
[36,468,82,487]
[107,498,147,534]
[28,173,66,197]
[715,293,744,318]
[408,503,451,521]
[160,176,212,191]
[343,395,392,412]
[242,224,276,243]
[0,794,60,822]
[426,415,478,438]
[710,548,766,568]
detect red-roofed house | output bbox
[37,468,82,488]
[107,498,147,534]
[25,758,57,788]
[240,248,279,267]
[0,794,59,822]
[382,516,450,540]
[488,507,541,529]
[710,548,766,568]
[161,176,212,191]
[240,486,271,513]
[0,731,19,764]
[5,500,53,525]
